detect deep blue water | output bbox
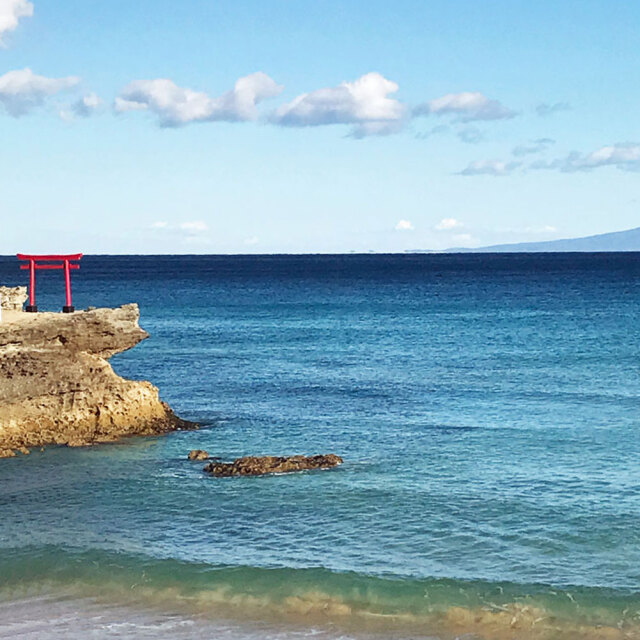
[0,254,639,638]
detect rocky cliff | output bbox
[0,304,192,457]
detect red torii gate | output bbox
[17,254,82,313]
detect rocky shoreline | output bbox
[0,301,194,457]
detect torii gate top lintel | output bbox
[17,253,83,313]
[17,253,83,262]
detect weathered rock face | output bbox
[0,286,27,310]
[0,304,194,458]
[203,454,343,477]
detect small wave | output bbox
[1,546,639,639]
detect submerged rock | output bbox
[203,454,343,477]
[0,304,195,457]
[187,449,209,461]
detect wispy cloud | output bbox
[532,143,640,173]
[270,72,406,138]
[512,138,555,156]
[535,102,571,117]
[414,124,449,140]
[179,221,209,233]
[526,225,557,233]
[348,119,405,139]
[0,68,80,116]
[0,0,32,47]
[435,218,463,230]
[414,91,516,122]
[457,126,484,144]
[458,159,521,176]
[529,159,561,170]
[151,220,209,234]
[115,72,283,127]
[72,92,102,117]
[563,144,640,172]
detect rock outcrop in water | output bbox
[203,454,343,477]
[0,304,193,458]
[187,449,210,461]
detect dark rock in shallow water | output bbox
[188,449,209,461]
[203,454,343,477]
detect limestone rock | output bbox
[203,454,343,477]
[188,449,209,460]
[0,286,27,310]
[0,303,195,457]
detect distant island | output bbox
[444,226,640,253]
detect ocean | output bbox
[0,253,639,639]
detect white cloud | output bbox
[536,102,571,117]
[435,218,462,230]
[531,143,640,173]
[270,72,406,137]
[395,219,414,231]
[179,221,208,233]
[72,92,102,117]
[150,221,169,229]
[244,236,259,245]
[115,72,283,127]
[458,159,521,176]
[0,68,80,116]
[512,138,554,156]
[414,91,516,122]
[0,0,32,46]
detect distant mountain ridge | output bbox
[446,227,640,253]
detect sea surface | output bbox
[0,254,639,639]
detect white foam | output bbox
[0,595,378,640]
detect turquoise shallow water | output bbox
[0,254,639,638]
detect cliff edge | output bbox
[0,304,192,457]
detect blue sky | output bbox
[1,0,639,253]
